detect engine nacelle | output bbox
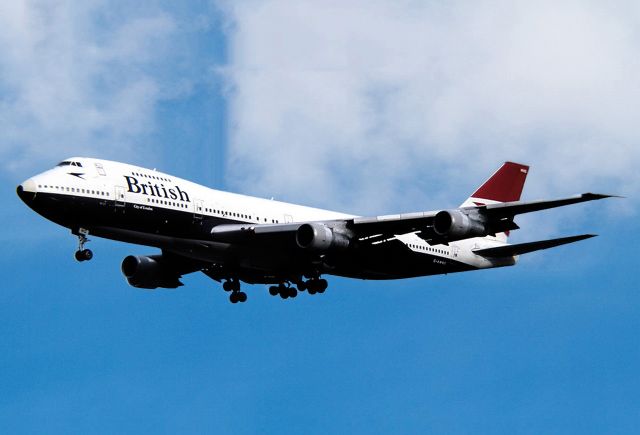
[296,223,350,251]
[121,255,183,289]
[433,210,487,240]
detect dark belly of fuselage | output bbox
[20,192,475,280]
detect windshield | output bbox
[56,161,83,167]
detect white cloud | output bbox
[219,0,640,217]
[0,0,177,173]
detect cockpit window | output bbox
[56,161,83,167]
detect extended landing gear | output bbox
[268,283,298,299]
[268,278,328,299]
[305,278,328,295]
[223,279,247,304]
[74,230,93,262]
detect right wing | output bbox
[347,193,616,244]
[474,193,617,218]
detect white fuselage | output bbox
[18,157,515,285]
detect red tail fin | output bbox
[460,162,529,242]
[469,162,529,203]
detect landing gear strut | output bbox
[223,279,247,304]
[74,229,93,262]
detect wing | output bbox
[208,193,616,249]
[348,193,616,244]
[475,193,616,217]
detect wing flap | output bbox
[210,223,301,244]
[473,234,597,258]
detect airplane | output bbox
[16,158,614,303]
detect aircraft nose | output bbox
[16,178,37,203]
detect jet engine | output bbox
[433,210,487,241]
[295,223,350,251]
[121,255,183,289]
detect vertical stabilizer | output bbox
[461,162,529,207]
[460,162,529,242]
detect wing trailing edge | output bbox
[473,234,597,258]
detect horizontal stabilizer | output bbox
[473,234,597,258]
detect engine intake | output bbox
[121,255,183,289]
[433,210,487,240]
[296,223,350,251]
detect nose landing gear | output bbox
[74,229,93,262]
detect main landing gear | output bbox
[223,279,247,304]
[268,278,328,299]
[74,230,93,262]
[220,277,329,303]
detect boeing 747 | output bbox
[16,159,614,303]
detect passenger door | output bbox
[193,199,204,223]
[115,186,126,209]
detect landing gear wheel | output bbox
[224,279,246,303]
[269,286,279,296]
[305,278,327,294]
[75,249,93,262]
[278,284,289,299]
[288,287,298,298]
[296,281,307,292]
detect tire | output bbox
[238,292,247,303]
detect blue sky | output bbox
[1,1,639,434]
